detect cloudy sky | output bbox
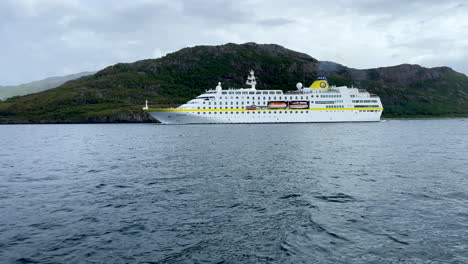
[1,0,468,85]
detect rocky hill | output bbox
[0,43,467,123]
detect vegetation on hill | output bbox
[0,43,467,123]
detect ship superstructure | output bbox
[145,70,383,124]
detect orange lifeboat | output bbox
[267,101,287,109]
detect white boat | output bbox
[289,101,309,109]
[144,70,383,124]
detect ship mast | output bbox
[246,70,257,90]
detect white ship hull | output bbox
[148,109,382,124]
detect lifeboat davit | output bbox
[267,101,287,109]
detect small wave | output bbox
[279,194,301,199]
[314,193,355,203]
[155,239,213,263]
[326,231,350,241]
[15,258,39,264]
[117,223,146,235]
[394,174,409,178]
[289,199,316,208]
[30,222,64,230]
[279,241,296,255]
[78,216,99,223]
[95,183,106,188]
[444,191,468,201]
[359,227,409,245]
[383,234,409,245]
[308,217,351,242]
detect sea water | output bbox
[1,119,467,263]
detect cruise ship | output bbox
[144,70,383,124]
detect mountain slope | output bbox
[0,71,95,100]
[0,43,467,123]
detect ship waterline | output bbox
[145,71,383,124]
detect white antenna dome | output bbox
[296,82,303,90]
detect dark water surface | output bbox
[1,120,468,263]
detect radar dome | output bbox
[216,82,222,91]
[296,82,303,90]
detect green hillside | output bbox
[0,71,94,100]
[0,43,467,123]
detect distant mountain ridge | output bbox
[0,71,95,100]
[0,42,467,123]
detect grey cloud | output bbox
[1,0,468,84]
[257,18,294,27]
[181,0,251,25]
[338,0,462,16]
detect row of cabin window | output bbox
[352,100,378,103]
[203,100,342,106]
[354,105,380,107]
[216,95,312,100]
[199,106,245,109]
[215,94,341,100]
[197,111,310,115]
[321,94,341,98]
[221,91,281,95]
[198,106,269,109]
[198,104,341,109]
[349,94,369,98]
[359,110,381,112]
[325,105,344,108]
[196,110,359,115]
[204,101,288,105]
[217,91,343,96]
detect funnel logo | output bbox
[320,82,327,88]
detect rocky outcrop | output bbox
[345,64,460,84]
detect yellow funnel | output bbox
[310,77,329,89]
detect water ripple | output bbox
[0,120,467,263]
